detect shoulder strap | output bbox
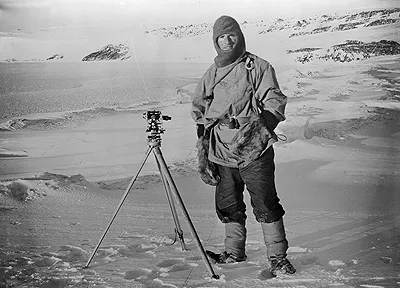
[245,54,256,92]
[245,54,263,113]
[205,54,255,130]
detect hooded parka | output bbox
[191,52,287,168]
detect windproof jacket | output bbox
[191,52,287,168]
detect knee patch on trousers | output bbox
[217,210,247,224]
[253,207,285,223]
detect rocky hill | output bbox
[82,44,131,61]
[144,8,400,39]
[289,40,400,63]
[46,54,64,61]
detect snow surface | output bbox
[1,3,400,288]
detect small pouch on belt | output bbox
[220,117,251,129]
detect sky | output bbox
[0,0,396,33]
[0,0,397,61]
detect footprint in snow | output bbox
[124,268,152,280]
[157,258,182,268]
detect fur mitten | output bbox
[196,134,220,186]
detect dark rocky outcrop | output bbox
[311,26,332,34]
[287,48,322,54]
[294,19,311,29]
[82,44,130,61]
[293,40,400,63]
[365,18,400,27]
[332,22,364,31]
[46,54,63,60]
[321,15,335,23]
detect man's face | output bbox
[217,33,238,51]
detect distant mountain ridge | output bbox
[144,8,400,39]
[291,40,400,63]
[141,7,400,64]
[2,7,400,63]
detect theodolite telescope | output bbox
[143,110,172,144]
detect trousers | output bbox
[215,147,285,224]
[215,147,288,259]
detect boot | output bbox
[206,222,247,264]
[269,257,296,276]
[205,250,246,264]
[261,218,295,276]
[225,221,247,260]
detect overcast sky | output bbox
[0,0,396,33]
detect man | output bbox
[191,15,296,276]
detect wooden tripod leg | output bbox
[83,146,154,269]
[153,146,219,279]
[154,154,187,251]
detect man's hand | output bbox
[262,111,279,132]
[196,124,205,138]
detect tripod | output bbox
[84,111,219,279]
